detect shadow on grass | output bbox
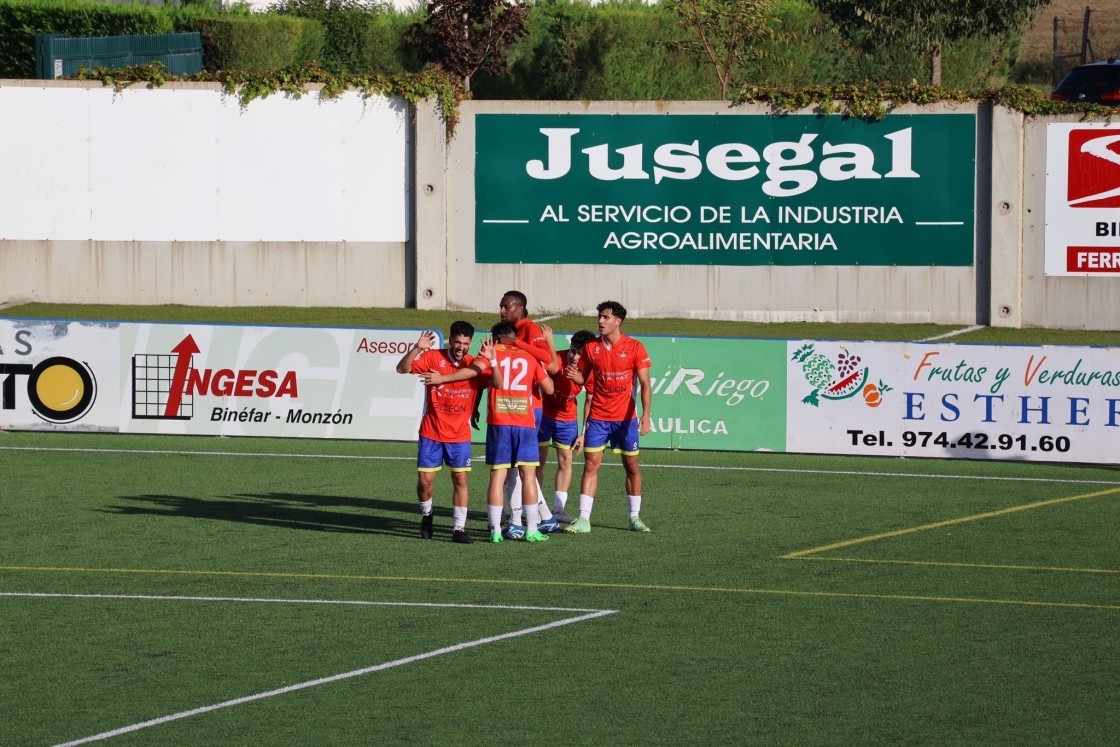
[99,492,438,539]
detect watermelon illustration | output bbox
[791,343,869,406]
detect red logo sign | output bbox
[1067,129,1120,208]
[1066,246,1120,273]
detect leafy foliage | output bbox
[406,0,527,91]
[266,0,421,75]
[732,80,1120,120]
[194,15,324,73]
[74,60,465,132]
[669,0,781,99]
[812,0,1050,85]
[0,0,173,78]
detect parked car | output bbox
[1050,59,1120,105]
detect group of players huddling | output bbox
[395,291,653,544]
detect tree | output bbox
[670,0,781,99]
[812,0,1050,86]
[406,0,528,93]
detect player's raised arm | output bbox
[396,329,435,374]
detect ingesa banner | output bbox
[0,319,430,440]
[785,339,1120,464]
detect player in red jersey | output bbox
[477,321,556,542]
[498,291,562,536]
[563,301,653,534]
[396,322,487,543]
[536,330,595,524]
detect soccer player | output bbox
[537,330,595,524]
[498,290,561,537]
[480,321,556,542]
[563,301,653,534]
[395,323,487,544]
[423,321,555,543]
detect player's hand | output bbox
[470,410,481,430]
[478,338,496,361]
[639,413,652,436]
[564,362,580,380]
[572,434,584,454]
[419,371,444,386]
[415,329,436,351]
[540,323,555,349]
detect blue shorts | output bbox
[486,424,541,469]
[539,416,579,449]
[417,436,472,472]
[584,418,639,456]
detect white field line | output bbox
[5,592,615,747]
[3,445,1118,486]
[919,325,983,342]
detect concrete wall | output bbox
[418,99,987,325]
[0,80,410,309]
[4,82,1119,329]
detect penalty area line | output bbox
[36,593,615,747]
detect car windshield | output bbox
[1061,67,1119,88]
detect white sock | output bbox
[419,499,433,516]
[553,491,568,512]
[524,502,540,534]
[488,505,504,534]
[536,480,553,521]
[507,473,523,525]
[628,495,642,518]
[579,493,595,520]
[452,506,468,531]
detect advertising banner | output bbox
[0,319,430,440]
[1045,123,1120,276]
[639,336,787,451]
[0,319,121,432]
[476,113,975,266]
[786,339,1120,464]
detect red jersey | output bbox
[476,344,548,428]
[411,349,482,443]
[514,318,552,367]
[577,334,651,422]
[542,349,585,421]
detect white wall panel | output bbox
[0,84,408,242]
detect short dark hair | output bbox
[570,330,595,352]
[502,290,528,307]
[449,320,474,339]
[596,300,627,321]
[491,321,516,339]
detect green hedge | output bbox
[194,16,323,72]
[0,0,1023,94]
[264,0,420,75]
[0,0,172,78]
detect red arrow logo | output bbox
[163,335,201,417]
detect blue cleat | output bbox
[538,517,561,534]
[503,524,525,540]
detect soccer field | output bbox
[3,430,1119,745]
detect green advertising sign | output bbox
[475,113,975,266]
[469,334,787,452]
[640,336,787,451]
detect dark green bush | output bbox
[194,15,324,72]
[266,0,419,74]
[0,0,172,78]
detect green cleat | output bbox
[490,531,504,543]
[524,529,549,542]
[564,517,591,534]
[629,516,651,532]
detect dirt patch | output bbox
[1020,0,1120,61]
